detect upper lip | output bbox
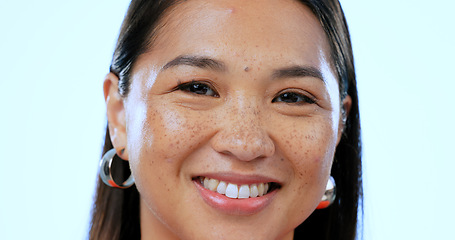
[193,172,282,186]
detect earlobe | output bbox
[104,72,129,160]
[336,95,352,145]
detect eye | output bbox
[272,91,316,105]
[176,80,219,97]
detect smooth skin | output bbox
[104,0,351,239]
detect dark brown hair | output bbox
[89,1,362,239]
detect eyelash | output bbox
[173,81,316,105]
[174,80,220,97]
[272,90,317,105]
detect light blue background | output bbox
[1,1,454,239]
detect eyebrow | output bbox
[162,55,226,72]
[161,55,324,82]
[272,66,325,82]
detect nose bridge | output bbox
[211,94,275,161]
[230,98,261,138]
[231,93,260,125]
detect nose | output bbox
[210,99,275,161]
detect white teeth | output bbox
[238,185,250,199]
[200,177,274,199]
[250,184,259,197]
[216,181,227,195]
[225,183,239,198]
[204,177,210,188]
[208,179,219,191]
[258,183,264,197]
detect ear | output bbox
[336,95,352,145]
[104,73,129,160]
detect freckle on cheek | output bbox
[305,135,315,140]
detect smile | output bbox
[192,174,281,215]
[199,176,274,199]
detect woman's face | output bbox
[107,0,348,239]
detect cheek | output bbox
[126,102,217,186]
[281,118,336,159]
[128,104,205,159]
[150,106,219,163]
[277,116,337,185]
[263,116,338,228]
[125,103,217,223]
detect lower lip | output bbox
[193,180,278,215]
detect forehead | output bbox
[148,0,331,67]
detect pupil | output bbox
[283,93,298,102]
[191,84,207,94]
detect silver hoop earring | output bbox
[99,148,135,189]
[316,176,336,209]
